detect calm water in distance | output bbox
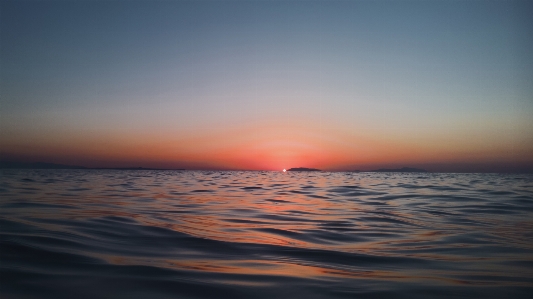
[1,170,533,298]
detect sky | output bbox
[1,0,532,172]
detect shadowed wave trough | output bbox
[1,170,533,298]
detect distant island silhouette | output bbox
[0,161,87,169]
[10,161,530,173]
[287,167,322,172]
[0,161,185,170]
[370,167,427,173]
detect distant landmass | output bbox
[1,162,425,173]
[287,167,322,172]
[370,167,428,173]
[0,161,184,170]
[0,161,87,169]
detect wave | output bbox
[1,170,532,298]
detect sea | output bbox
[1,170,532,298]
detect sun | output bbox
[282,169,286,172]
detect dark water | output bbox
[1,170,533,298]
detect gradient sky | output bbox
[1,0,532,172]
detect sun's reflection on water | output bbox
[2,170,533,295]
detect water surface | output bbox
[1,170,533,298]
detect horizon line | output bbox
[1,160,533,174]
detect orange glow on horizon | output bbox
[2,118,532,171]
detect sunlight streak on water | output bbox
[1,170,533,298]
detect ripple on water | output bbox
[1,170,532,298]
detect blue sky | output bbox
[1,0,532,171]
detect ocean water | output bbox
[1,170,533,298]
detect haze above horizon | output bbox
[1,0,532,173]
